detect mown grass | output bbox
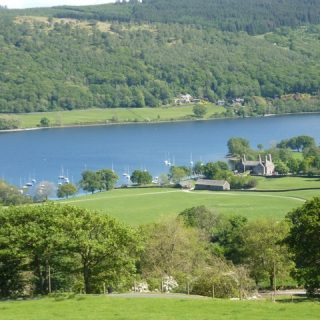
[62,185,319,225]
[256,176,320,190]
[0,295,319,320]
[4,104,225,129]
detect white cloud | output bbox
[0,0,114,9]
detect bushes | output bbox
[0,117,20,130]
[229,176,257,189]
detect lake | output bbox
[1,114,320,187]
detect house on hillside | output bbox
[239,154,274,176]
[174,94,194,105]
[232,98,245,106]
[195,179,230,191]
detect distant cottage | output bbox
[174,94,200,105]
[195,179,230,191]
[239,154,274,176]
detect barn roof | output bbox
[195,179,229,186]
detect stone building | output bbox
[239,154,274,176]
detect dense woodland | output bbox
[0,0,320,113]
[11,0,320,35]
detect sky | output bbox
[0,0,114,9]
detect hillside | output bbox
[7,0,320,35]
[0,1,320,114]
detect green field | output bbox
[3,104,225,129]
[0,295,319,320]
[62,183,320,225]
[255,176,320,190]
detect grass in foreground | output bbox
[0,295,319,320]
[4,104,225,129]
[62,185,320,225]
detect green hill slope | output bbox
[0,1,319,114]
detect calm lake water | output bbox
[1,114,320,187]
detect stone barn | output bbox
[195,179,230,191]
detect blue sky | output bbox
[0,0,114,9]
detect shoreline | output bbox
[1,111,320,133]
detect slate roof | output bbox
[196,179,229,186]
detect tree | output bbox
[0,204,142,296]
[79,170,100,194]
[277,136,316,152]
[140,219,208,284]
[57,183,77,199]
[227,138,250,156]
[63,206,141,294]
[0,180,31,205]
[96,169,118,191]
[241,220,292,288]
[169,166,190,183]
[285,197,320,296]
[34,181,55,201]
[193,104,207,118]
[203,161,230,180]
[212,215,248,264]
[179,206,221,237]
[130,170,152,185]
[39,117,50,127]
[0,204,68,295]
[274,160,289,175]
[193,161,204,175]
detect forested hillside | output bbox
[12,0,320,35]
[0,1,319,113]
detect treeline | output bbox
[0,14,319,113]
[1,199,320,298]
[30,0,320,35]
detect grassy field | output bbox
[255,176,320,190]
[0,295,319,320]
[62,184,320,225]
[2,104,225,129]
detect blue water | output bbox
[1,114,320,187]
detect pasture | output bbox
[62,182,320,225]
[4,104,225,129]
[0,295,319,320]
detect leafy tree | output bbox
[193,161,205,175]
[96,169,118,191]
[274,160,289,175]
[0,204,142,296]
[140,219,208,284]
[193,104,207,118]
[169,166,190,183]
[39,117,50,127]
[0,204,68,295]
[203,161,230,180]
[212,215,248,263]
[227,138,250,157]
[0,180,31,205]
[79,170,100,194]
[130,170,152,185]
[57,183,77,199]
[285,197,320,296]
[277,136,316,152]
[242,220,292,288]
[287,158,301,174]
[61,206,141,294]
[0,118,20,130]
[179,206,221,237]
